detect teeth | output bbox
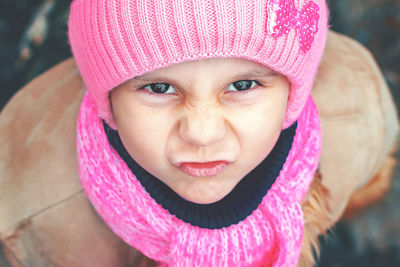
[182,163,227,177]
[190,165,220,176]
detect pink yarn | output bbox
[77,93,321,266]
[68,0,329,129]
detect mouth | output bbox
[178,161,231,177]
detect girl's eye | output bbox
[141,83,176,94]
[226,80,260,92]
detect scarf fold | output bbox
[77,93,321,266]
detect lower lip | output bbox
[179,161,230,177]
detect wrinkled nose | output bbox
[178,110,226,147]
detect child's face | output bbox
[111,58,289,204]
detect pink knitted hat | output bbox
[68,0,329,129]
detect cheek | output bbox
[115,115,173,181]
[117,110,172,159]
[232,93,287,162]
[234,94,287,136]
[111,96,172,165]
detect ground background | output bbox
[0,0,399,266]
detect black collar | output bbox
[104,121,297,229]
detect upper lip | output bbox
[172,160,232,168]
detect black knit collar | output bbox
[104,121,297,229]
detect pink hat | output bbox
[68,0,329,129]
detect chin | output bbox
[177,181,235,204]
[187,195,225,205]
[178,190,228,204]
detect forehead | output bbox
[134,57,278,81]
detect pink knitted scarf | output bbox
[77,93,321,266]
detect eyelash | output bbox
[226,80,261,95]
[138,80,262,96]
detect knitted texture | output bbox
[77,93,321,266]
[68,0,329,129]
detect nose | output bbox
[178,109,226,147]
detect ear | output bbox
[108,91,119,130]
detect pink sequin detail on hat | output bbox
[267,0,320,52]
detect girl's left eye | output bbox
[226,80,260,92]
[141,83,176,94]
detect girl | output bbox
[68,0,328,266]
[1,0,398,266]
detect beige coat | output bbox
[0,31,399,266]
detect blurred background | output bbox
[0,0,399,266]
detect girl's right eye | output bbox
[140,83,176,94]
[226,80,260,93]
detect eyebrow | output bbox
[232,69,278,79]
